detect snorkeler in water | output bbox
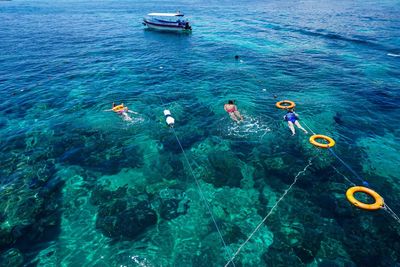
[224,100,244,123]
[106,102,137,122]
[284,108,308,136]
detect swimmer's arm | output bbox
[293,112,299,118]
[104,109,113,112]
[223,105,228,112]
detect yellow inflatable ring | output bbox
[276,100,296,109]
[309,134,335,148]
[112,104,124,112]
[346,186,384,210]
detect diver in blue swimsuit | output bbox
[284,109,308,136]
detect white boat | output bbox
[143,12,192,32]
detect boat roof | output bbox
[147,12,184,17]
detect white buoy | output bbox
[163,110,171,116]
[164,109,175,127]
[166,116,175,126]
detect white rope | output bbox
[170,127,236,266]
[297,110,400,226]
[383,204,400,224]
[224,158,314,267]
[155,89,235,266]
[301,120,316,135]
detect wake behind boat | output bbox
[143,12,192,32]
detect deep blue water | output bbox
[0,0,400,266]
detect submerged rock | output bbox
[160,196,190,220]
[159,128,203,154]
[206,152,243,187]
[96,200,157,240]
[263,244,301,266]
[28,160,56,189]
[160,199,181,220]
[333,112,344,125]
[263,156,285,171]
[0,228,14,249]
[222,224,246,244]
[318,259,357,267]
[0,248,23,267]
[0,168,63,250]
[90,185,127,206]
[56,128,143,175]
[117,204,157,238]
[293,229,323,264]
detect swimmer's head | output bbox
[228,100,234,104]
[112,102,116,107]
[234,55,240,60]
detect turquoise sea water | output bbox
[1,0,400,266]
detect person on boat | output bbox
[106,103,137,122]
[224,100,243,123]
[284,108,308,136]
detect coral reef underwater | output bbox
[0,0,400,266]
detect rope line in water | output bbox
[295,111,400,225]
[155,93,235,266]
[301,120,316,135]
[171,127,235,266]
[293,111,368,186]
[331,165,356,186]
[382,204,400,224]
[224,158,314,267]
[327,148,369,186]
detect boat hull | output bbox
[143,20,191,32]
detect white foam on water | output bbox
[124,115,145,124]
[130,255,154,267]
[387,53,400,57]
[225,116,271,139]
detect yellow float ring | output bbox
[309,134,335,148]
[112,104,124,112]
[276,100,296,109]
[346,186,384,210]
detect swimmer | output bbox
[106,102,138,122]
[224,100,243,123]
[284,108,308,136]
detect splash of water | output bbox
[224,116,271,139]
